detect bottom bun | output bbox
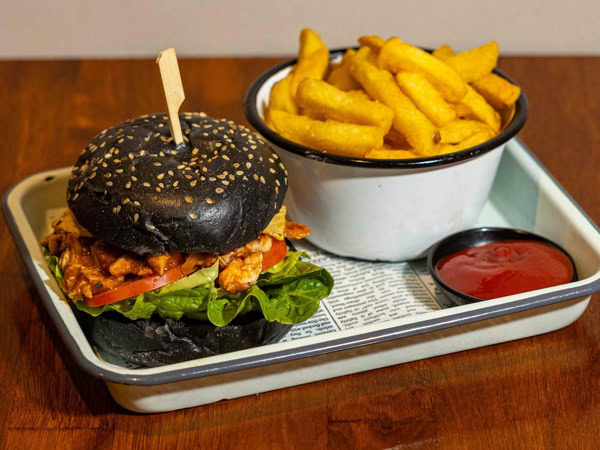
[80,312,293,368]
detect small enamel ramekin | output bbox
[244,49,528,261]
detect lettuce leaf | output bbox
[47,251,333,327]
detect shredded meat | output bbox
[218,253,263,294]
[42,209,311,299]
[58,234,124,300]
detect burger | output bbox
[42,112,333,367]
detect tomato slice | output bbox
[262,238,288,271]
[85,265,187,307]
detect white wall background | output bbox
[2,0,599,59]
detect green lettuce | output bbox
[47,251,333,327]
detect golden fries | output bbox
[269,72,298,114]
[349,48,439,155]
[471,73,521,110]
[296,78,393,131]
[458,85,501,133]
[365,148,417,159]
[263,29,521,160]
[436,41,499,83]
[290,28,329,96]
[395,71,456,127]
[326,49,362,91]
[358,35,386,52]
[378,38,467,102]
[439,120,494,144]
[269,110,384,157]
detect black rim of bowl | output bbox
[427,227,579,303]
[244,47,529,169]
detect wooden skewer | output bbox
[156,48,185,145]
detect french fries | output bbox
[378,38,468,102]
[326,49,362,91]
[296,78,394,131]
[262,29,521,160]
[269,110,385,158]
[290,28,329,96]
[349,48,439,155]
[395,71,456,127]
[269,72,298,114]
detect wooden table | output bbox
[0,56,599,449]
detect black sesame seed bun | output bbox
[67,112,288,255]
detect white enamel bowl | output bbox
[244,49,527,261]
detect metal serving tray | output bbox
[3,138,600,413]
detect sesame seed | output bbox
[159,182,164,188]
[157,173,165,179]
[269,168,276,173]
[89,172,97,179]
[222,155,230,161]
[72,193,79,200]
[248,154,254,159]
[125,181,131,189]
[134,213,139,223]
[189,213,198,219]
[192,148,199,155]
[233,162,240,168]
[134,200,141,206]
[246,162,252,169]
[215,188,224,194]
[253,174,259,181]
[122,198,130,204]
[143,182,150,187]
[222,180,229,185]
[209,177,216,181]
[236,170,243,176]
[228,174,235,180]
[168,170,174,176]
[275,186,279,194]
[131,176,138,181]
[156,187,161,192]
[115,169,123,173]
[104,173,111,178]
[276,179,280,186]
[118,138,124,144]
[206,199,214,205]
[269,158,275,164]
[106,181,113,186]
[260,176,266,184]
[177,165,185,169]
[154,162,162,166]
[190,180,197,187]
[185,196,193,204]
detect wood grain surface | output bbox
[0,56,599,449]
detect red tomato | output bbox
[85,265,187,307]
[262,239,288,271]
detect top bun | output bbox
[67,113,288,255]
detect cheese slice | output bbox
[262,205,286,240]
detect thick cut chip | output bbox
[439,120,494,144]
[432,45,456,60]
[471,73,521,110]
[437,41,499,83]
[296,78,393,131]
[358,35,386,52]
[326,49,362,91]
[438,128,496,154]
[269,110,384,157]
[458,85,501,133]
[364,148,417,159]
[378,38,467,102]
[349,47,439,155]
[291,28,329,96]
[395,71,456,126]
[269,71,298,114]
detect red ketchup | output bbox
[436,240,574,300]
